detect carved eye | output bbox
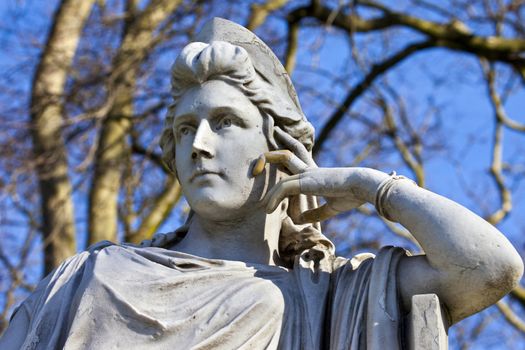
[177,125,193,136]
[217,117,232,130]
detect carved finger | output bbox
[274,126,317,168]
[252,154,267,176]
[263,175,300,204]
[296,204,340,224]
[264,178,301,213]
[252,150,309,177]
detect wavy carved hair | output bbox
[159,41,334,266]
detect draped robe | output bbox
[4,242,406,349]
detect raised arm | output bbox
[336,168,523,325]
[260,130,523,325]
[379,173,523,324]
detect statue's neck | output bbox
[173,209,282,266]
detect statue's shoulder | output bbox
[86,239,117,252]
[86,240,150,254]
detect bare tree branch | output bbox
[314,40,433,154]
[378,97,426,187]
[131,139,168,173]
[127,176,182,244]
[284,20,299,74]
[0,227,37,333]
[510,284,525,309]
[247,0,289,31]
[480,61,513,225]
[484,61,525,132]
[357,0,525,61]
[497,300,525,333]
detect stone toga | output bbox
[7,242,405,349]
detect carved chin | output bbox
[188,193,230,213]
[189,193,255,221]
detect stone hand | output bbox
[253,128,372,224]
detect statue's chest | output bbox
[71,250,297,349]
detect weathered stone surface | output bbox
[408,294,449,350]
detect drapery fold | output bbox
[5,242,406,350]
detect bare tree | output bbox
[30,0,97,274]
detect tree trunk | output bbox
[30,0,96,274]
[88,77,134,245]
[87,0,182,245]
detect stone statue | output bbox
[1,18,522,350]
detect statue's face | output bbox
[173,80,271,221]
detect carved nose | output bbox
[191,120,214,159]
[191,149,212,159]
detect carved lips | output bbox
[189,168,224,182]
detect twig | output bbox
[480,61,513,225]
[496,300,525,333]
[284,21,299,74]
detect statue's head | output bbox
[161,41,314,178]
[159,19,334,266]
